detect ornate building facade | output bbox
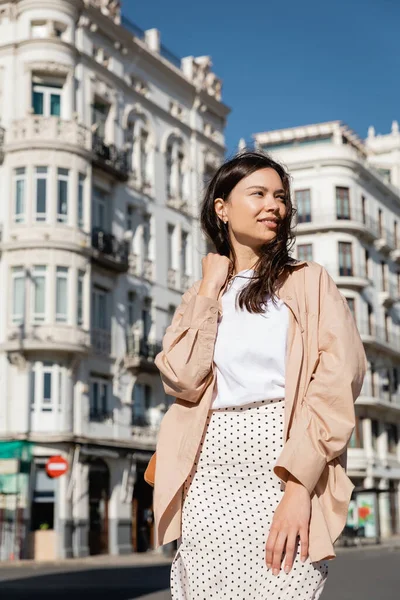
[254,120,400,540]
[0,0,228,560]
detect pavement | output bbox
[0,539,399,599]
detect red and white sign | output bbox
[45,456,69,478]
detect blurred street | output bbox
[0,546,398,600]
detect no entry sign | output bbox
[45,456,69,478]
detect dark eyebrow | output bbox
[245,185,285,195]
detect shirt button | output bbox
[286,295,292,301]
[210,307,218,314]
[207,317,214,323]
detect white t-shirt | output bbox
[211,268,289,410]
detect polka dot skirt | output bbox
[170,398,328,599]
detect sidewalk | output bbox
[335,533,400,553]
[0,549,173,570]
[1,535,399,569]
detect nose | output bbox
[264,194,280,213]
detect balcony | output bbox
[131,407,166,449]
[295,210,379,241]
[358,319,400,357]
[166,196,193,217]
[323,263,370,290]
[90,228,129,273]
[125,331,162,373]
[89,409,114,424]
[5,116,90,152]
[374,228,396,254]
[91,328,112,356]
[379,280,400,307]
[4,324,90,356]
[92,133,130,181]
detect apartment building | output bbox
[0,0,228,560]
[254,120,400,539]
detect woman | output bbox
[152,151,367,599]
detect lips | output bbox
[258,218,279,228]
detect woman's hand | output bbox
[199,253,231,295]
[265,475,311,575]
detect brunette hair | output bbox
[200,150,297,313]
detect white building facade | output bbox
[254,120,400,540]
[0,0,228,560]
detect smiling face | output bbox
[214,167,288,259]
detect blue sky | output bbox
[123,0,399,156]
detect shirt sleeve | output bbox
[274,266,368,494]
[154,284,220,403]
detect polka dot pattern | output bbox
[170,398,328,599]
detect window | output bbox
[90,376,111,420]
[32,82,62,117]
[345,297,356,320]
[34,167,48,222]
[381,261,387,292]
[166,142,173,197]
[142,298,152,340]
[14,168,26,223]
[177,149,184,198]
[361,195,367,225]
[30,362,64,413]
[378,208,383,238]
[181,231,189,274]
[294,189,311,223]
[338,242,353,276]
[365,249,370,278]
[78,174,85,228]
[386,424,398,454]
[297,244,313,262]
[384,311,390,343]
[394,221,398,249]
[126,205,134,231]
[143,214,151,260]
[92,187,108,231]
[56,267,68,322]
[12,267,25,324]
[57,168,69,223]
[132,382,152,426]
[336,187,351,220]
[167,224,175,269]
[92,286,109,330]
[349,416,364,448]
[77,271,84,326]
[371,419,379,451]
[32,266,47,323]
[127,291,135,327]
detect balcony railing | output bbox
[92,133,130,180]
[89,408,114,423]
[6,116,90,150]
[125,331,162,372]
[358,319,400,354]
[91,328,112,355]
[322,262,370,286]
[295,209,380,240]
[91,228,129,272]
